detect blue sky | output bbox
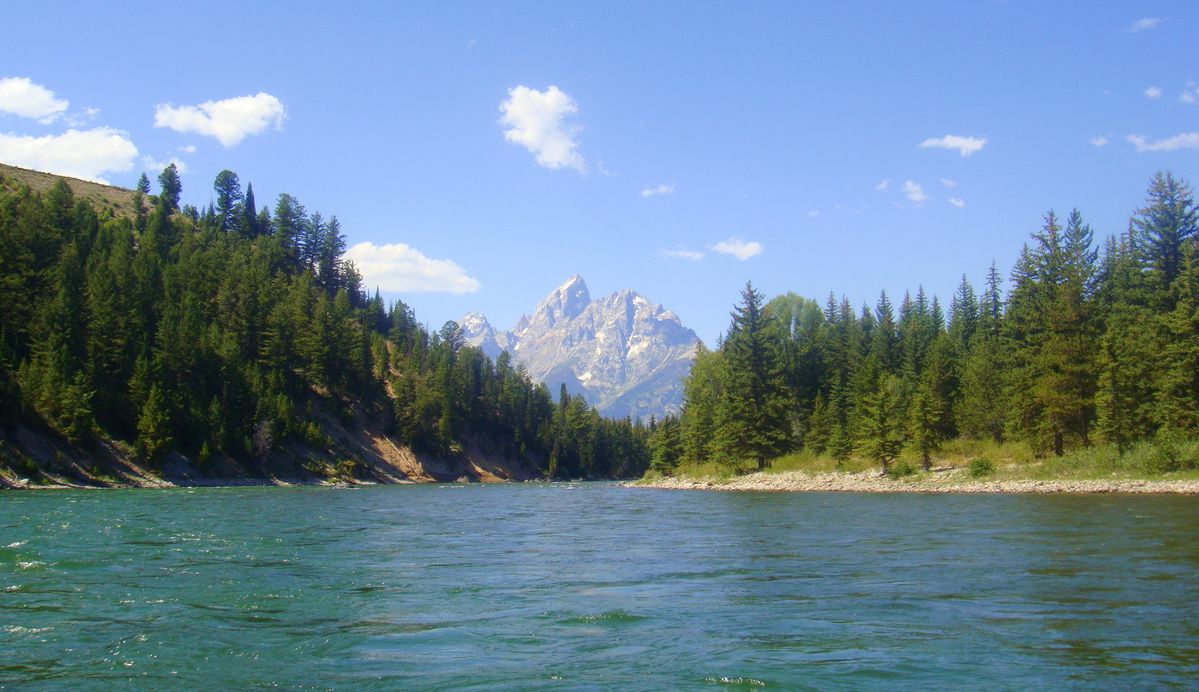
[1,2,1196,345]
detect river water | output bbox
[2,484,1197,688]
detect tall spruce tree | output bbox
[713,281,790,470]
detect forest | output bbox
[650,172,1199,477]
[0,165,649,483]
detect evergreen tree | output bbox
[157,163,182,215]
[859,374,903,474]
[1131,171,1198,307]
[213,170,243,234]
[713,282,790,470]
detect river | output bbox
[2,484,1197,688]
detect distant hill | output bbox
[0,162,143,218]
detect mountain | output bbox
[462,276,699,420]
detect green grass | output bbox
[656,435,1199,483]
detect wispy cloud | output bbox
[1145,86,1163,100]
[903,180,927,204]
[1181,83,1198,105]
[1128,17,1162,33]
[154,92,286,147]
[0,76,69,123]
[875,179,890,191]
[920,134,987,157]
[948,198,965,208]
[807,209,822,218]
[640,183,675,198]
[345,241,481,294]
[1089,135,1110,147]
[939,178,957,188]
[498,85,585,173]
[1126,132,1199,153]
[141,155,187,177]
[712,237,762,261]
[0,127,137,183]
[659,248,705,261]
[179,144,196,154]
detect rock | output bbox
[462,276,700,420]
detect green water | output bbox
[2,484,1197,688]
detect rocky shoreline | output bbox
[627,469,1199,494]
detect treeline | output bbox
[0,165,648,479]
[651,172,1199,474]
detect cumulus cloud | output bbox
[948,198,965,208]
[903,180,927,204]
[939,178,957,188]
[712,237,762,261]
[498,85,585,172]
[1145,86,1163,99]
[0,127,137,183]
[345,241,481,294]
[659,248,705,261]
[1128,17,1161,32]
[1089,135,1110,147]
[875,179,890,191]
[0,77,69,123]
[154,92,286,147]
[920,134,987,157]
[1126,132,1199,153]
[640,183,675,198]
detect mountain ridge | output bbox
[462,276,699,420]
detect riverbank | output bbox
[628,468,1199,494]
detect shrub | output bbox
[969,457,996,477]
[888,460,916,479]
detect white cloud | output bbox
[712,236,762,261]
[154,92,286,147]
[640,183,675,198]
[345,241,481,294]
[1181,84,1198,105]
[1128,17,1162,32]
[0,127,137,183]
[659,248,705,261]
[179,144,196,154]
[498,85,585,173]
[807,209,822,218]
[1145,86,1163,99]
[903,180,927,204]
[0,77,69,123]
[1126,132,1199,153]
[141,155,186,176]
[1089,135,1110,147]
[920,134,987,157]
[939,178,957,188]
[948,198,965,208]
[875,179,890,191]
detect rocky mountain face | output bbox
[461,276,699,420]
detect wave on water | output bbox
[558,610,648,626]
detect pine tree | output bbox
[713,281,790,470]
[213,170,243,234]
[1132,171,1198,308]
[859,374,903,474]
[157,164,182,215]
[136,383,171,464]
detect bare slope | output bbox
[0,162,143,218]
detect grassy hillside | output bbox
[0,162,144,218]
